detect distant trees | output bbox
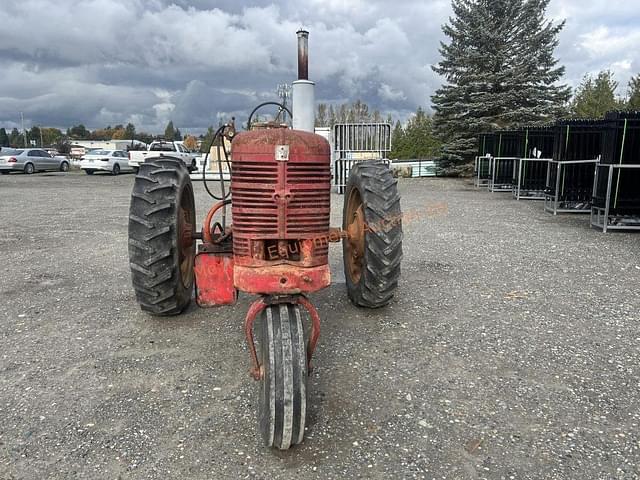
[163,121,182,141]
[111,127,127,140]
[315,100,385,127]
[570,71,624,118]
[389,107,441,159]
[67,124,89,139]
[627,74,640,110]
[9,128,24,147]
[124,123,136,139]
[182,135,198,151]
[0,120,192,149]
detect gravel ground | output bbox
[0,171,639,480]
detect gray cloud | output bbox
[0,0,638,134]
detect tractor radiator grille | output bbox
[231,160,330,258]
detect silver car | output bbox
[0,148,70,175]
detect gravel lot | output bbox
[1,171,639,479]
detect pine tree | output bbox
[390,120,405,159]
[125,123,136,139]
[389,109,442,160]
[432,0,570,170]
[0,128,8,147]
[627,74,640,110]
[164,121,175,140]
[571,71,623,118]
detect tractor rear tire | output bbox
[258,303,307,450]
[128,156,196,316]
[342,161,402,308]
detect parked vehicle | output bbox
[80,150,134,175]
[128,141,197,172]
[0,148,70,174]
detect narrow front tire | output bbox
[259,303,307,450]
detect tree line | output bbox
[0,120,205,153]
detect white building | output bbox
[70,139,147,156]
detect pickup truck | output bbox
[128,141,197,172]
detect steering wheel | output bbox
[247,102,293,130]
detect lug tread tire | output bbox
[128,156,194,316]
[259,304,307,450]
[343,161,403,308]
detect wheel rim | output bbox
[26,164,33,174]
[114,165,119,175]
[345,187,366,284]
[177,184,196,288]
[61,163,68,172]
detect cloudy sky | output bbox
[0,0,639,134]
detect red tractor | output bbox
[127,31,402,450]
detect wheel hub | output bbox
[345,190,365,283]
[178,186,196,288]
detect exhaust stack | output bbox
[297,29,309,80]
[292,29,315,133]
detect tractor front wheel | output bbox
[128,156,196,315]
[258,303,307,450]
[342,161,402,308]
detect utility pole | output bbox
[276,84,291,123]
[40,126,44,147]
[21,112,27,147]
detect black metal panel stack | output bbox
[593,111,640,214]
[591,111,640,231]
[478,133,498,157]
[545,119,607,213]
[491,130,525,190]
[516,127,555,197]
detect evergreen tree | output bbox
[174,128,182,141]
[9,128,23,147]
[390,120,406,159]
[627,74,640,110]
[571,71,622,118]
[164,121,175,140]
[432,0,570,170]
[389,109,442,159]
[125,123,136,139]
[0,128,9,147]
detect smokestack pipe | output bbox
[297,29,309,80]
[292,29,314,132]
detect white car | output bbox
[80,149,134,175]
